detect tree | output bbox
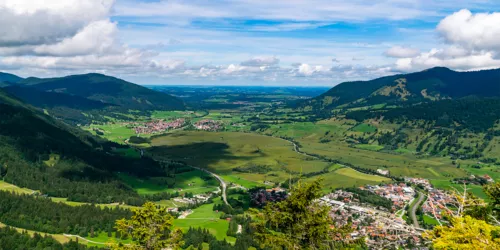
[423,216,500,250]
[423,184,500,249]
[250,179,362,250]
[484,183,500,225]
[110,202,183,250]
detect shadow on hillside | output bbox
[148,142,259,171]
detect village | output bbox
[320,177,462,249]
[134,118,224,135]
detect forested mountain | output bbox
[0,72,23,87]
[3,85,113,110]
[0,89,178,205]
[0,72,185,124]
[19,73,185,111]
[299,67,500,111]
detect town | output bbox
[134,118,224,135]
[320,177,462,249]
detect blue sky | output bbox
[1,0,500,86]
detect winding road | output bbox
[189,166,229,206]
[410,192,425,228]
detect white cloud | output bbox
[33,20,120,57]
[395,48,500,72]
[437,9,500,51]
[396,9,500,72]
[384,46,420,58]
[0,0,114,47]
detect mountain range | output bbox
[299,67,500,112]
[0,72,185,124]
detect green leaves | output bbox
[251,179,342,250]
[111,202,183,250]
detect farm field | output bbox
[118,170,219,195]
[148,131,389,190]
[261,120,468,180]
[174,199,236,243]
[430,179,488,200]
[319,167,391,192]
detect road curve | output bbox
[410,192,425,228]
[188,166,229,206]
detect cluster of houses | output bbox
[405,177,432,190]
[194,119,223,131]
[362,183,415,209]
[321,195,424,249]
[134,118,186,134]
[421,189,455,220]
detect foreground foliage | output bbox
[111,202,183,250]
[424,183,500,249]
[251,179,364,250]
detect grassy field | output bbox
[351,123,377,133]
[354,144,384,151]
[0,180,34,194]
[148,131,383,189]
[319,168,391,192]
[430,179,488,200]
[118,170,219,195]
[85,123,136,143]
[174,200,236,243]
[423,214,440,226]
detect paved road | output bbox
[410,192,425,228]
[189,166,229,206]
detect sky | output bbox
[1,0,500,86]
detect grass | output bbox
[174,200,236,243]
[149,131,332,188]
[423,214,440,226]
[0,180,34,194]
[83,232,133,247]
[118,170,219,195]
[351,123,377,133]
[430,180,488,200]
[84,123,136,143]
[354,144,384,151]
[319,167,391,192]
[43,153,60,167]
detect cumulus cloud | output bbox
[437,9,500,51]
[395,9,500,72]
[33,20,120,57]
[384,46,420,58]
[0,0,114,47]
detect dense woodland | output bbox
[346,97,500,132]
[0,100,190,205]
[0,191,131,237]
[0,227,99,250]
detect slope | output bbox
[299,67,500,111]
[0,89,170,205]
[19,73,186,111]
[3,85,113,110]
[0,72,23,87]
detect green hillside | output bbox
[299,67,500,112]
[0,89,177,205]
[19,73,186,111]
[0,72,23,87]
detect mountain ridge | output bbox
[298,67,500,112]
